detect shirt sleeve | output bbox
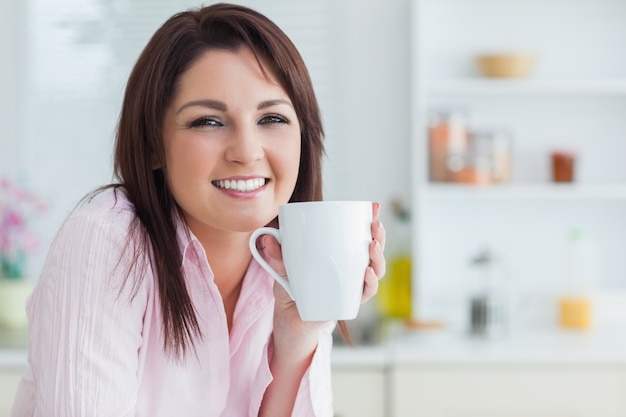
[290,321,335,417]
[19,212,148,417]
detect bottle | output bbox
[375,199,412,319]
[558,229,597,329]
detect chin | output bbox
[230,214,276,233]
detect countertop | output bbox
[3,324,626,369]
[332,323,626,367]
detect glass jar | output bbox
[551,150,576,183]
[428,110,469,182]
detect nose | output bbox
[225,126,264,165]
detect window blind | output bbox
[22,0,336,233]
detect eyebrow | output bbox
[175,98,293,115]
[176,99,226,115]
[257,99,293,110]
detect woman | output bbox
[12,3,386,417]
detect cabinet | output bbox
[330,359,626,417]
[332,366,387,417]
[391,364,626,417]
[408,0,626,325]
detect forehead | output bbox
[174,47,284,97]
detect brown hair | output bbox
[112,3,331,358]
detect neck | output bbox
[193,227,253,330]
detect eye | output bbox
[258,114,289,126]
[188,116,223,128]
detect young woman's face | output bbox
[162,47,301,235]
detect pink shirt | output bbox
[11,190,334,417]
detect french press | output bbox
[467,248,509,339]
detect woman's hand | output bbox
[362,201,387,304]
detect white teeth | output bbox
[215,178,266,192]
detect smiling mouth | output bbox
[212,178,268,192]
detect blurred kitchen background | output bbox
[2,0,626,416]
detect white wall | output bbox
[0,0,26,177]
[323,0,410,214]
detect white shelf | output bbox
[423,183,626,201]
[410,0,626,323]
[427,78,626,96]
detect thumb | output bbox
[261,234,287,276]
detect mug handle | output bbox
[248,227,294,300]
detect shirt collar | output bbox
[174,214,202,268]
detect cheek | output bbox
[170,146,204,172]
[164,137,215,189]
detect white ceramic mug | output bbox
[249,201,372,321]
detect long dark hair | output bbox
[112,3,326,358]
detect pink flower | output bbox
[4,209,24,228]
[0,176,48,279]
[19,231,39,254]
[0,234,8,251]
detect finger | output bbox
[262,234,282,260]
[372,201,381,221]
[371,219,386,252]
[272,280,295,307]
[261,235,287,276]
[369,240,386,279]
[361,266,379,304]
